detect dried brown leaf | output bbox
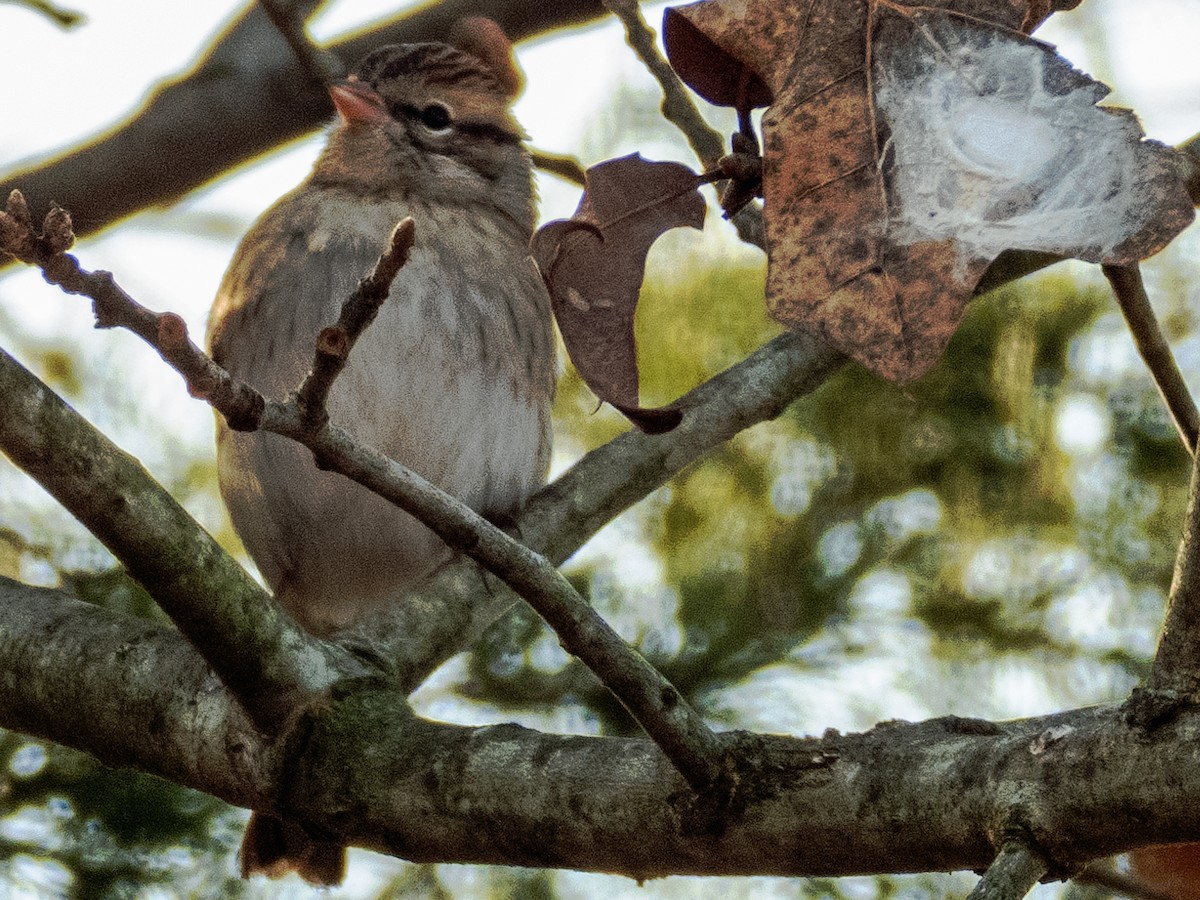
[532,154,706,433]
[663,0,1195,382]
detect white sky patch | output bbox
[1054,392,1112,455]
[817,521,863,578]
[962,538,1088,603]
[7,743,47,779]
[866,489,943,544]
[989,661,1059,717]
[848,568,913,619]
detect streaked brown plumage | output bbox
[207,38,554,884]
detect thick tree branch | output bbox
[966,842,1047,900]
[5,579,1200,879]
[0,577,271,809]
[0,346,355,730]
[0,0,607,241]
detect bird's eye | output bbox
[419,103,453,132]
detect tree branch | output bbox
[257,0,344,88]
[0,197,726,791]
[0,346,355,731]
[530,149,587,186]
[966,842,1048,900]
[5,580,1200,879]
[1137,437,1200,707]
[2,0,83,28]
[1103,264,1199,455]
[350,327,846,691]
[602,0,766,250]
[0,0,608,242]
[603,0,724,170]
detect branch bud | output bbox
[41,205,75,255]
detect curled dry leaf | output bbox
[663,0,1195,382]
[531,154,706,433]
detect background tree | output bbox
[1,0,1199,898]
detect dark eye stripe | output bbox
[389,103,520,145]
[456,122,522,145]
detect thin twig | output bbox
[1136,433,1200,707]
[966,842,1048,900]
[0,193,725,792]
[2,0,82,27]
[1103,263,1200,456]
[295,218,415,428]
[257,0,344,86]
[603,0,723,168]
[602,0,766,251]
[531,149,587,186]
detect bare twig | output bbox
[295,218,415,427]
[531,149,587,186]
[966,842,1047,900]
[1137,435,1200,706]
[602,0,766,251]
[1,0,83,28]
[0,192,265,429]
[258,0,344,86]
[603,0,723,169]
[0,194,725,792]
[1103,263,1199,456]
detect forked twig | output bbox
[602,0,765,249]
[0,191,726,792]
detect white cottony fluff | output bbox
[873,12,1171,269]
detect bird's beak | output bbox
[329,80,388,126]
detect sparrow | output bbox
[206,33,555,884]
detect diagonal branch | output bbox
[1103,263,1199,455]
[0,346,352,731]
[603,0,724,170]
[1139,438,1200,703]
[3,0,84,28]
[966,842,1048,900]
[352,326,845,691]
[602,0,766,250]
[0,196,725,791]
[257,0,344,88]
[0,0,608,242]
